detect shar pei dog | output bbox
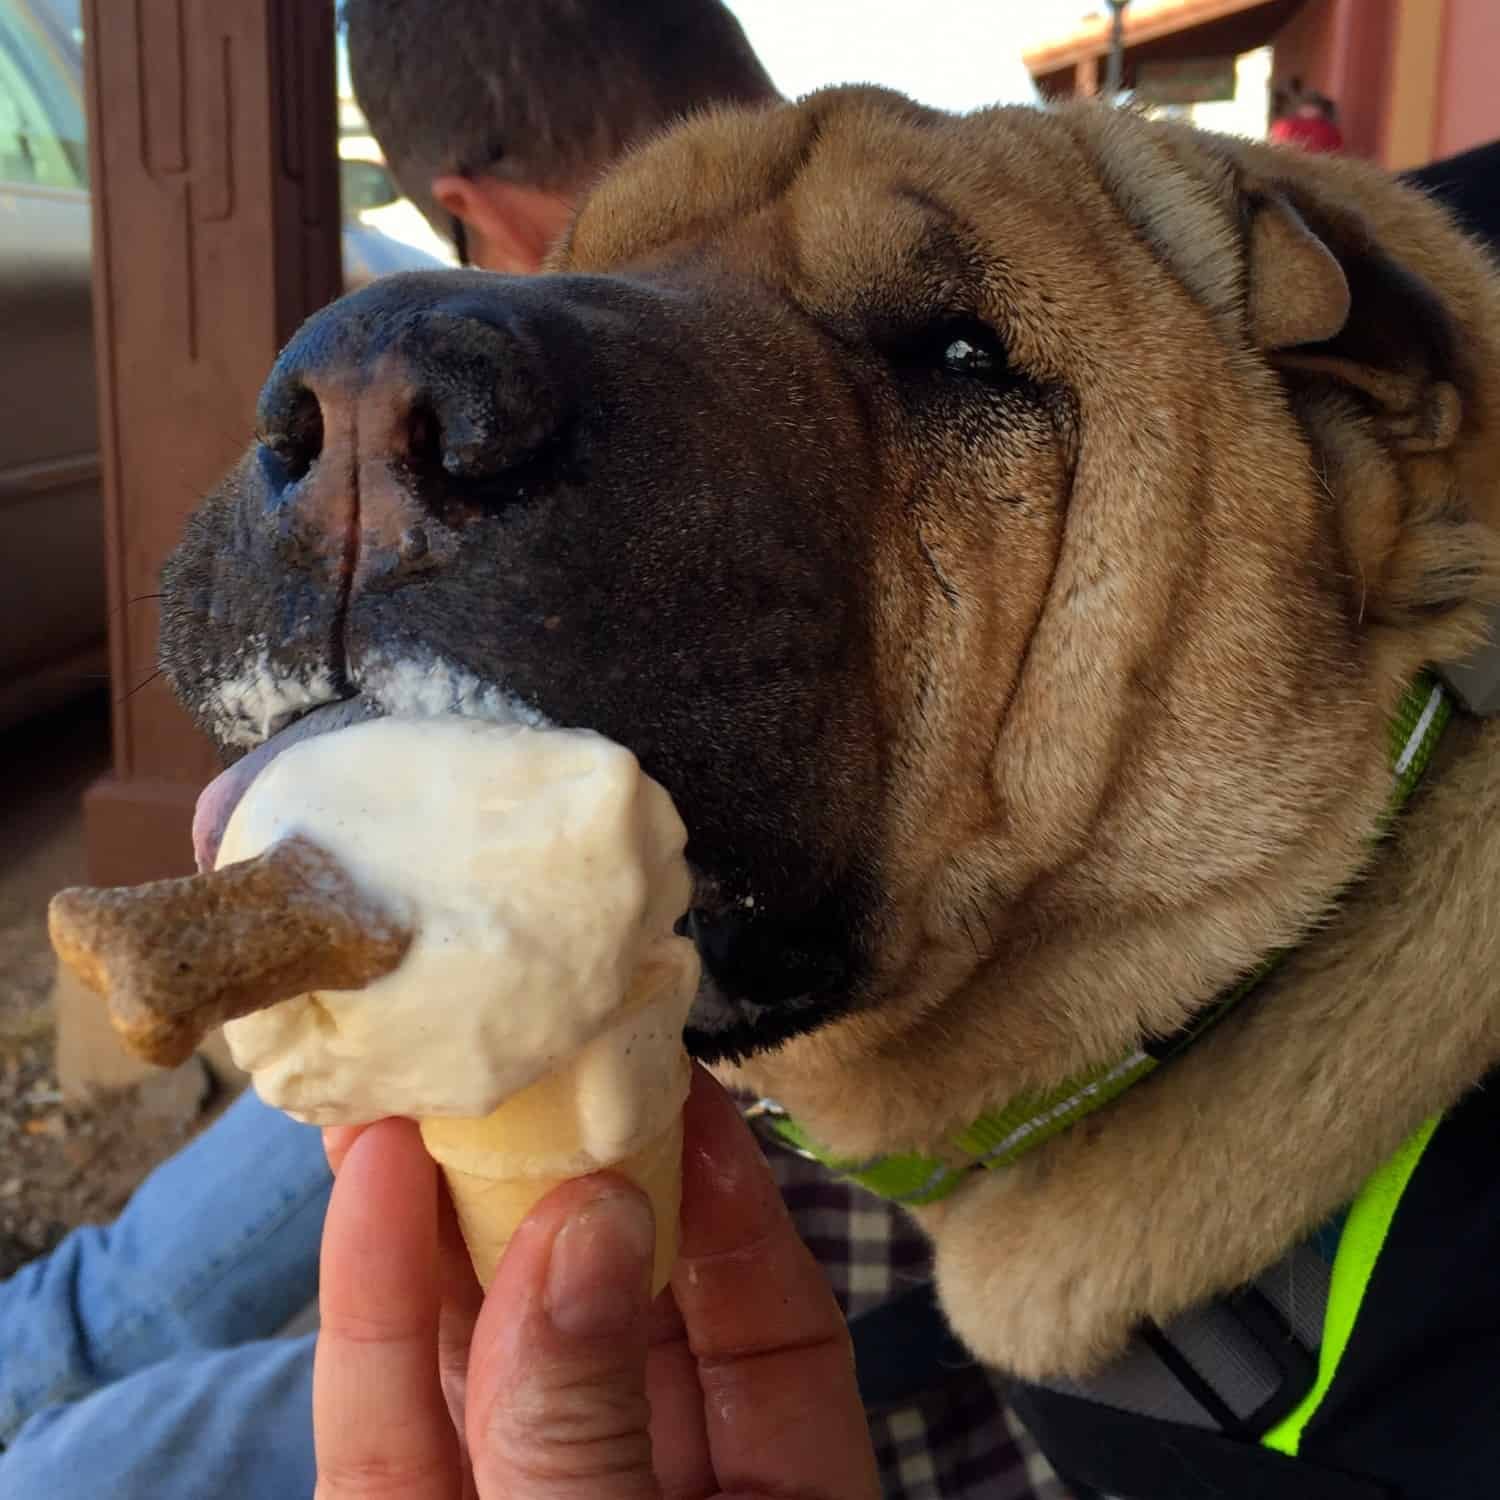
[161,88,1500,1496]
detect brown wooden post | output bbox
[80,0,341,887]
[1075,54,1102,97]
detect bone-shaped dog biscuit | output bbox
[48,836,413,1069]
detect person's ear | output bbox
[431,175,576,274]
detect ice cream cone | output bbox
[422,1110,683,1292]
[418,1030,690,1293]
[45,712,703,1280]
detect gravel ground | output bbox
[0,694,211,1279]
[0,1038,211,1279]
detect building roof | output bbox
[1024,0,1306,93]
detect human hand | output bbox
[313,1067,880,1498]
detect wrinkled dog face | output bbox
[163,87,1445,1081]
[161,88,1086,1061]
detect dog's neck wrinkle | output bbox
[732,674,1463,1162]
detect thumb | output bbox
[466,1176,661,1499]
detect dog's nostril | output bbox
[406,403,442,472]
[261,386,324,482]
[439,403,514,481]
[443,433,492,481]
[402,392,536,488]
[398,524,429,562]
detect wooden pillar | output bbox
[1382,0,1446,170]
[80,0,342,887]
[1075,55,1101,97]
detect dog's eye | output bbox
[942,328,1003,377]
[884,315,1018,392]
[913,318,1012,384]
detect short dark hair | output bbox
[344,0,777,236]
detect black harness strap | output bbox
[848,1281,973,1412]
[1010,1385,1394,1500]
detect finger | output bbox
[323,1123,370,1176]
[465,1174,661,1499]
[645,1287,715,1500]
[435,1178,485,1473]
[674,1069,879,1500]
[313,1118,463,1500]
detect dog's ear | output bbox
[1243,192,1349,349]
[1084,114,1463,453]
[1245,186,1464,454]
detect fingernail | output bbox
[544,1187,655,1337]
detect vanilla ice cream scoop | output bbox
[217,715,698,1140]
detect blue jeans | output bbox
[0,1088,328,1497]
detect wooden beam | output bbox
[81,0,342,883]
[1024,0,1295,75]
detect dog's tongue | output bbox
[193,699,381,872]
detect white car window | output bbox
[0,0,86,189]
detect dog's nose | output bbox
[253,289,566,587]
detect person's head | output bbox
[343,0,779,273]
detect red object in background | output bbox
[1270,112,1346,153]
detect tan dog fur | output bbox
[561,92,1500,1380]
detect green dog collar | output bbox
[760,673,1454,1206]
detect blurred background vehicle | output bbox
[0,0,449,731]
[340,132,458,270]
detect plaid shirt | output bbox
[760,1123,1073,1499]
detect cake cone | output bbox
[419,1043,688,1294]
[422,1112,683,1293]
